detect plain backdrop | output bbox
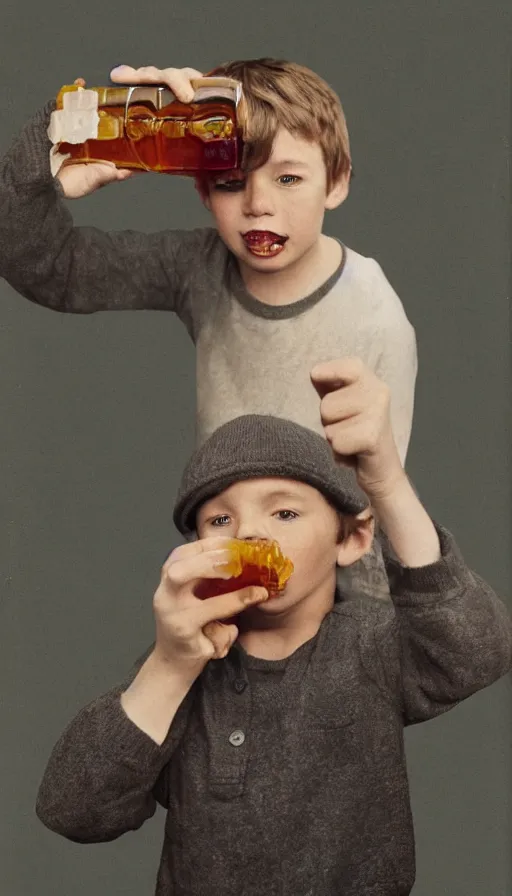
[1,1,510,894]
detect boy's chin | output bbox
[239,250,289,271]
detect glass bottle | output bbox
[48,78,243,175]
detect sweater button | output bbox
[229,729,246,747]
[234,678,247,694]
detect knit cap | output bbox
[173,415,369,535]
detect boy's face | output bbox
[196,477,368,620]
[202,128,349,277]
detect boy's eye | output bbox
[212,179,246,192]
[277,175,301,186]
[274,510,298,521]
[211,514,232,527]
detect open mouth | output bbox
[242,230,288,258]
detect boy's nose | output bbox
[234,527,271,542]
[241,180,274,218]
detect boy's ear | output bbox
[325,170,350,211]
[194,176,211,208]
[336,508,374,567]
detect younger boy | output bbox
[36,360,512,896]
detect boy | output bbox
[0,58,416,455]
[0,58,416,597]
[36,360,512,896]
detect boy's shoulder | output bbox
[341,245,410,322]
[305,602,400,709]
[330,596,398,663]
[316,599,397,665]
[331,594,395,627]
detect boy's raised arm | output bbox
[312,357,512,720]
[379,523,512,724]
[0,96,205,316]
[357,374,512,720]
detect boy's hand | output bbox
[55,77,138,198]
[153,536,268,673]
[311,358,406,500]
[109,64,203,100]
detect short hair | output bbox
[208,57,352,189]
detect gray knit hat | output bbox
[173,415,369,535]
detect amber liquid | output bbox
[56,86,242,175]
[195,539,294,601]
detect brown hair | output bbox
[207,58,352,189]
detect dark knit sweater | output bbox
[36,526,512,895]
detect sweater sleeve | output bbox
[35,653,194,843]
[0,102,214,317]
[375,526,512,724]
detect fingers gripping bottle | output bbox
[196,539,294,600]
[48,78,243,175]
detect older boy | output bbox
[0,58,416,598]
[0,58,415,455]
[36,360,511,896]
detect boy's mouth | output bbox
[242,230,288,258]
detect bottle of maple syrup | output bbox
[48,78,243,175]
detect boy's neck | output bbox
[238,622,320,661]
[238,234,342,307]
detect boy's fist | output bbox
[311,358,405,500]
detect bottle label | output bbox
[48,88,100,145]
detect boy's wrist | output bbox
[369,474,441,568]
[121,649,203,746]
[360,465,408,505]
[121,648,203,712]
[146,646,206,687]
[354,428,406,503]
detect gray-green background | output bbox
[1,1,510,894]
